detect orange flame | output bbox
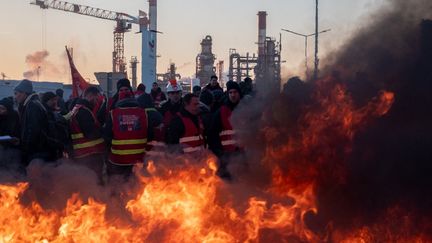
[2,76,427,242]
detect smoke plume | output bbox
[23,50,61,80]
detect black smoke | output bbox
[233,0,432,239]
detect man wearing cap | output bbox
[14,79,53,165]
[209,80,243,179]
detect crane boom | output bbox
[31,0,138,24]
[30,0,142,73]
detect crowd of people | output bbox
[0,75,254,182]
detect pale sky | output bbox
[0,0,386,84]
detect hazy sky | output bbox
[0,0,386,83]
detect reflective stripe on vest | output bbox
[112,138,147,145]
[73,138,104,150]
[71,133,84,139]
[109,106,148,165]
[219,105,238,152]
[145,140,166,156]
[178,113,205,153]
[219,130,236,136]
[183,146,203,153]
[111,148,146,155]
[179,136,202,143]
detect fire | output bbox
[2,75,429,242]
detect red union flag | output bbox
[65,46,90,98]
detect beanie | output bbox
[41,91,57,104]
[0,97,14,113]
[226,81,241,94]
[116,78,132,92]
[14,79,33,94]
[55,88,64,97]
[137,83,146,91]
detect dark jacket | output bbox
[18,93,53,163]
[150,88,167,103]
[159,99,183,142]
[137,93,163,141]
[0,98,20,147]
[166,108,202,145]
[159,99,183,117]
[208,99,239,156]
[203,83,223,93]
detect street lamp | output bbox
[281,28,330,79]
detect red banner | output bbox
[65,46,90,98]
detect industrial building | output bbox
[228,11,282,88]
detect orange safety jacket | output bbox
[70,105,105,159]
[109,106,148,165]
[178,113,205,153]
[219,105,238,152]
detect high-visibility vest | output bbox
[109,106,148,165]
[178,113,205,153]
[70,105,105,159]
[219,105,238,152]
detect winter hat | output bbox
[137,83,146,91]
[116,78,132,92]
[14,79,33,94]
[41,91,57,104]
[0,97,14,113]
[55,88,64,97]
[199,90,214,106]
[226,80,241,94]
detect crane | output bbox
[30,0,146,74]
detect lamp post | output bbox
[281,28,330,79]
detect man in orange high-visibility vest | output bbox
[70,86,106,181]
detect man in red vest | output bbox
[70,86,106,181]
[209,81,243,179]
[159,79,183,142]
[104,89,148,180]
[166,93,205,154]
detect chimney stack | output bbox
[258,11,267,58]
